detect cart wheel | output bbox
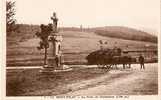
[106,64,112,70]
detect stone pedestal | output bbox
[40,33,72,73]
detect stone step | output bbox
[40,65,72,73]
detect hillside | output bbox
[58,26,157,43]
[93,26,157,43]
[7,29,157,66]
[10,24,157,43]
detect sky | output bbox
[11,0,160,34]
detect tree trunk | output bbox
[44,47,47,65]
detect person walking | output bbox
[139,54,145,69]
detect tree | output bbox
[6,1,17,33]
[35,24,53,65]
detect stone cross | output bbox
[40,13,71,72]
[51,12,58,32]
[46,12,63,70]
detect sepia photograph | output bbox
[2,0,160,99]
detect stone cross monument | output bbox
[40,12,71,73]
[41,12,63,72]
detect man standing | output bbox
[139,54,145,69]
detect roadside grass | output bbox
[6,67,109,96]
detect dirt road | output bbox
[6,63,158,96]
[63,63,158,95]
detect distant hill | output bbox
[11,24,157,43]
[59,26,157,43]
[92,26,157,43]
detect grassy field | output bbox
[7,30,157,66]
[6,63,158,96]
[6,67,109,96]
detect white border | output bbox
[1,0,161,100]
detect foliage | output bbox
[35,24,53,50]
[6,1,18,34]
[35,24,53,65]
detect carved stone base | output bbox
[39,64,72,73]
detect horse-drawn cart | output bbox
[86,48,136,69]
